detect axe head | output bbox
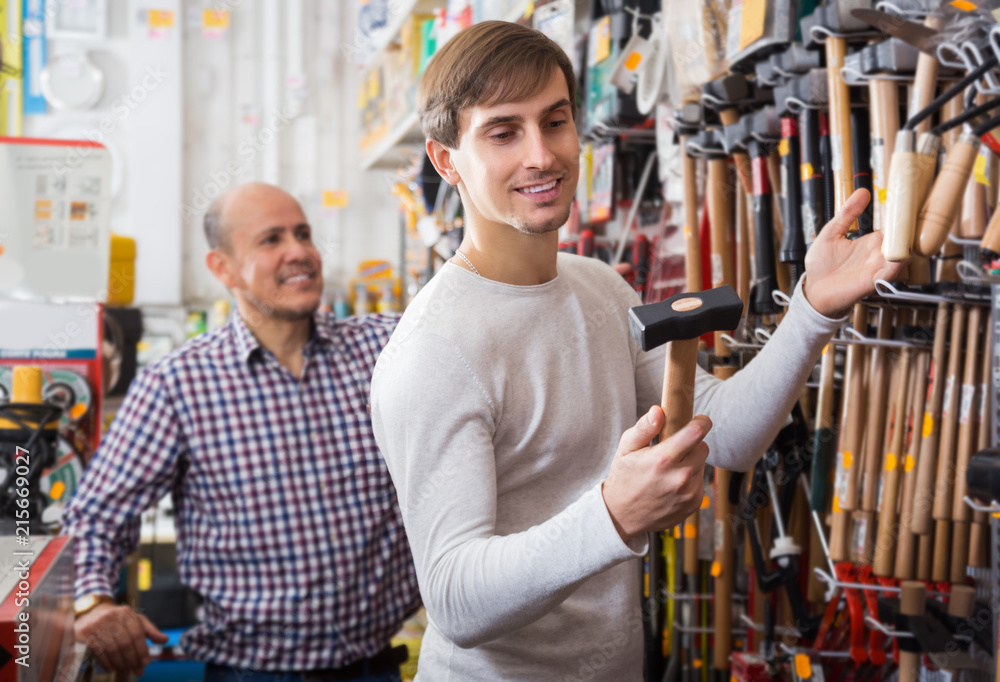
[629,286,744,352]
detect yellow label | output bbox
[683,225,692,238]
[794,653,813,679]
[49,481,66,501]
[739,0,767,50]
[368,73,380,99]
[322,190,349,209]
[684,523,697,539]
[138,559,153,591]
[693,659,703,669]
[800,162,814,182]
[711,561,722,577]
[148,10,174,28]
[904,454,916,473]
[701,495,711,510]
[594,16,611,64]
[877,188,888,204]
[822,344,829,356]
[70,402,88,420]
[779,139,789,157]
[951,0,978,11]
[843,450,854,469]
[833,495,842,513]
[624,51,643,71]
[203,10,230,30]
[974,153,990,186]
[524,0,534,18]
[922,413,934,438]
[674,526,682,539]
[885,453,898,472]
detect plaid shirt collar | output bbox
[229,310,336,365]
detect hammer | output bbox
[629,286,744,578]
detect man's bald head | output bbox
[203,182,300,253]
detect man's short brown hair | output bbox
[417,20,577,149]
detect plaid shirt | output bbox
[62,312,419,672]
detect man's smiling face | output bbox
[447,66,580,236]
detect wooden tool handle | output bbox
[908,15,943,136]
[862,309,894,513]
[719,107,752,195]
[952,305,982,522]
[912,303,951,535]
[826,37,855,223]
[869,79,900,233]
[932,519,952,582]
[959,170,988,239]
[712,365,736,672]
[950,521,971,584]
[736,183,751,308]
[682,137,701,294]
[916,137,978,256]
[932,304,966,521]
[662,336,701,577]
[979,199,1000,256]
[898,581,926,681]
[841,304,870,512]
[895,351,929,580]
[883,142,919,261]
[875,348,912,576]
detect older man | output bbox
[63,183,418,682]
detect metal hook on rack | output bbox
[772,290,792,309]
[840,65,915,83]
[864,616,914,639]
[719,333,764,351]
[778,642,853,659]
[938,41,971,71]
[963,495,1000,514]
[813,567,902,594]
[784,96,825,115]
[874,279,970,304]
[948,233,981,247]
[753,328,773,345]
[841,326,916,349]
[810,25,880,43]
[740,615,803,639]
[959,41,1000,94]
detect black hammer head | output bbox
[967,448,1000,504]
[629,286,744,352]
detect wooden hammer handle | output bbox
[911,303,950,535]
[681,136,702,294]
[826,36,855,225]
[895,350,929,580]
[898,581,926,681]
[874,347,912,576]
[707,160,734,358]
[711,365,736,672]
[932,304,966,521]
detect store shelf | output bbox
[359,0,445,80]
[360,110,424,170]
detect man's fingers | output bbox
[656,415,712,464]
[817,188,870,241]
[141,615,170,645]
[123,613,151,671]
[619,406,665,455]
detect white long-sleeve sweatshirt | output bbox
[371,254,843,681]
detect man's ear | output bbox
[426,139,461,186]
[205,249,237,289]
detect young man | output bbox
[370,21,903,681]
[63,183,418,682]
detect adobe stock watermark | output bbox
[179,108,293,221]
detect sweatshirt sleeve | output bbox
[371,330,644,649]
[634,278,845,471]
